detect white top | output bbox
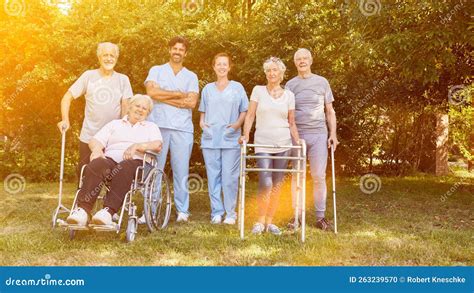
[93,116,163,163]
[68,69,134,143]
[250,85,295,154]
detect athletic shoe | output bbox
[211,215,222,224]
[66,207,88,226]
[176,212,189,223]
[315,218,332,231]
[91,207,114,226]
[266,224,282,236]
[251,222,265,235]
[287,217,302,230]
[223,217,236,225]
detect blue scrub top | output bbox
[145,63,199,133]
[199,81,249,149]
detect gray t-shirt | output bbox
[68,69,133,143]
[285,74,334,134]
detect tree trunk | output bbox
[469,127,474,172]
[435,112,449,176]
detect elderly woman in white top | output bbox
[241,57,300,235]
[66,94,163,227]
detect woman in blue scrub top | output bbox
[199,53,249,225]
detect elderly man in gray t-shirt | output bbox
[57,42,133,177]
[285,48,339,231]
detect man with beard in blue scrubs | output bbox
[144,36,199,222]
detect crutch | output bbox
[238,139,247,239]
[52,128,70,227]
[330,142,338,234]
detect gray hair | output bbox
[263,57,286,81]
[294,48,312,60]
[129,94,154,114]
[97,42,120,57]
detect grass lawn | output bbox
[1,173,473,266]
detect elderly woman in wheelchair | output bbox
[66,94,163,228]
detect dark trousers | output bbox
[78,141,91,179]
[77,157,142,215]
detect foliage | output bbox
[0,0,472,180]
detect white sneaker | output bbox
[223,217,236,225]
[176,212,189,223]
[91,207,114,226]
[137,214,146,225]
[211,215,222,224]
[66,207,88,226]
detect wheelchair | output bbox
[52,131,172,242]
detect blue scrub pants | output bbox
[155,128,193,215]
[202,148,240,219]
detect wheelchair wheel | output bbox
[143,169,172,231]
[126,218,137,243]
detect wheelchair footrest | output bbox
[89,223,119,231]
[60,223,90,231]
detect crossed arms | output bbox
[145,81,198,109]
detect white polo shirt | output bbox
[93,116,162,163]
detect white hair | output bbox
[263,57,286,81]
[129,94,154,114]
[294,48,312,60]
[96,42,119,57]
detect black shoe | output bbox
[315,218,332,231]
[287,217,302,230]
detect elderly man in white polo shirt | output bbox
[145,36,199,223]
[57,42,133,177]
[66,94,162,226]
